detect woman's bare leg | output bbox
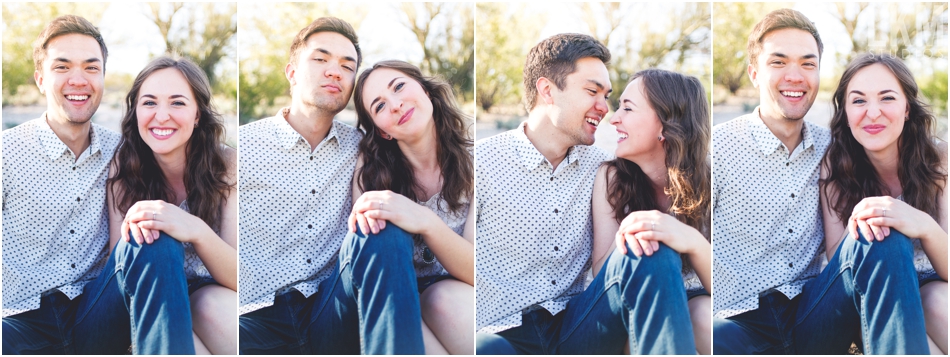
[420,279,474,355]
[921,281,947,354]
[190,284,237,355]
[688,295,712,355]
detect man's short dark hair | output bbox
[33,15,108,73]
[289,17,361,70]
[522,33,610,111]
[747,9,823,67]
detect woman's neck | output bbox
[626,151,670,211]
[154,150,188,203]
[866,145,902,196]
[396,123,442,200]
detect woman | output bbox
[108,57,238,355]
[591,69,712,354]
[348,60,474,355]
[820,53,947,354]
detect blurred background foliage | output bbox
[238,2,474,125]
[712,2,947,137]
[2,2,238,144]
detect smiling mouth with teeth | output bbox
[781,91,804,98]
[65,95,89,101]
[151,128,175,136]
[585,117,600,126]
[617,132,628,139]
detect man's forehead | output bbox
[760,28,819,55]
[44,33,103,59]
[303,31,357,57]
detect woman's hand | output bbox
[849,196,941,242]
[348,190,437,235]
[615,210,704,257]
[121,200,213,245]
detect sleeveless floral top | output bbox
[412,193,469,278]
[179,200,213,280]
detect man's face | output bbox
[286,31,358,115]
[548,57,611,146]
[748,28,820,122]
[34,33,105,126]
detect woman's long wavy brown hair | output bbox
[353,60,473,212]
[821,53,946,224]
[604,69,711,240]
[109,56,233,231]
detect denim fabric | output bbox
[477,243,696,354]
[713,230,929,354]
[3,234,195,355]
[239,225,424,354]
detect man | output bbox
[238,17,424,354]
[712,8,928,354]
[2,15,195,354]
[475,33,696,354]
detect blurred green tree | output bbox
[474,3,540,113]
[712,2,788,95]
[398,3,474,102]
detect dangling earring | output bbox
[378,129,393,140]
[194,120,199,128]
[658,135,665,142]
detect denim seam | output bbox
[553,276,624,352]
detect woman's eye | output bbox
[374,102,385,114]
[142,100,156,106]
[395,82,404,91]
[172,101,186,106]
[851,98,865,105]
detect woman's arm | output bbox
[418,198,474,285]
[190,147,239,291]
[591,165,619,278]
[820,162,848,260]
[920,141,948,280]
[107,163,124,252]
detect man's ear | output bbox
[537,77,554,105]
[285,62,296,87]
[747,63,758,88]
[34,70,44,94]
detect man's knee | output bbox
[476,332,517,355]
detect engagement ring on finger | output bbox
[651,221,656,231]
[378,201,384,210]
[882,208,886,217]
[152,211,156,220]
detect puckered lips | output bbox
[397,108,414,125]
[863,124,886,135]
[148,126,177,140]
[321,82,342,93]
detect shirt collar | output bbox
[273,107,340,151]
[748,107,813,156]
[512,122,580,172]
[37,112,101,161]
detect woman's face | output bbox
[610,78,664,162]
[360,67,434,141]
[136,67,198,159]
[845,63,908,155]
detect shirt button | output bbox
[554,209,559,214]
[71,263,76,268]
[791,193,796,198]
[551,280,556,285]
[554,246,559,251]
[311,189,316,194]
[789,263,793,268]
[786,162,790,166]
[72,167,77,171]
[76,197,81,202]
[550,177,554,181]
[310,156,314,161]
[308,224,313,229]
[306,259,312,264]
[69,229,75,234]
[788,229,793,233]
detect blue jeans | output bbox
[713,230,928,354]
[477,243,697,354]
[239,225,424,354]
[3,234,195,354]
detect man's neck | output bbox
[524,110,573,170]
[758,107,804,156]
[285,104,335,152]
[46,113,92,162]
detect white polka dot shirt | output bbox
[2,116,120,318]
[238,109,361,315]
[475,123,611,333]
[712,108,830,319]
